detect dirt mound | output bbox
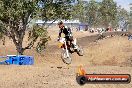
[78,36,132,66]
[38,32,132,67]
[0,31,131,66]
[77,31,132,46]
[0,30,132,88]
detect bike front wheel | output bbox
[61,50,72,64]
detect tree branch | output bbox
[6,19,18,46]
[23,37,38,50]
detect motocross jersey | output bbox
[58,26,72,38]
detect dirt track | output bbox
[0,29,132,88]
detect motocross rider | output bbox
[57,21,75,48]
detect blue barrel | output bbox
[7,55,34,65]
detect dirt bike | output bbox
[58,37,83,64]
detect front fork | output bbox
[64,41,70,57]
[72,38,78,49]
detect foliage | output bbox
[85,0,100,27]
[99,0,117,27]
[71,0,129,28]
[28,24,50,53]
[0,0,72,55]
[71,0,86,22]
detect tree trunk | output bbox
[16,43,24,55]
[16,47,24,55]
[16,19,27,55]
[11,28,25,55]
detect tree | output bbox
[0,0,72,55]
[85,0,100,27]
[129,3,132,29]
[71,0,86,22]
[41,0,72,25]
[99,0,117,28]
[117,6,129,25]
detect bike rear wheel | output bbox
[77,45,83,56]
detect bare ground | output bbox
[0,28,132,88]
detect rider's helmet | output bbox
[58,21,63,25]
[58,21,64,29]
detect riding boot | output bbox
[73,44,78,49]
[71,41,77,49]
